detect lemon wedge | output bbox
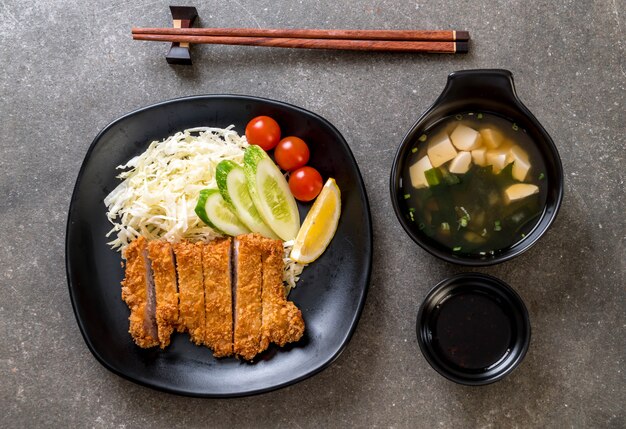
[290,178,341,264]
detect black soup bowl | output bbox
[390,69,564,266]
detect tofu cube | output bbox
[450,124,482,151]
[471,147,488,166]
[507,145,530,164]
[505,183,539,203]
[409,156,433,189]
[507,145,532,181]
[486,148,509,172]
[479,128,504,149]
[512,158,531,182]
[448,151,472,174]
[427,134,457,167]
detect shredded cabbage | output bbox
[104,126,305,288]
[104,126,247,248]
[282,240,305,292]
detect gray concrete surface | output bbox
[1,0,624,427]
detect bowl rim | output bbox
[389,69,564,266]
[416,272,531,386]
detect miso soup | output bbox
[400,112,547,256]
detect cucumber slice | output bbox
[243,145,300,241]
[216,160,279,239]
[194,189,250,236]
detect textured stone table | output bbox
[1,1,624,427]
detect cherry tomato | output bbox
[274,136,310,171]
[289,166,323,202]
[245,116,281,150]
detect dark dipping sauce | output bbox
[431,291,513,370]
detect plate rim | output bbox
[65,94,373,397]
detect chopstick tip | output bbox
[456,30,470,41]
[456,41,469,54]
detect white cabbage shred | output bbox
[104,126,305,288]
[282,240,305,292]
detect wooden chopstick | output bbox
[132,33,469,54]
[132,27,469,42]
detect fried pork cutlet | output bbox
[121,234,305,359]
[260,239,305,350]
[233,234,264,360]
[147,240,179,348]
[173,241,205,345]
[202,238,233,357]
[121,237,159,348]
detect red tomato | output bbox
[289,166,323,202]
[245,116,281,150]
[275,136,310,171]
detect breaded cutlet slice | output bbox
[173,241,205,345]
[260,238,305,351]
[121,237,159,348]
[233,234,264,360]
[202,238,233,357]
[147,240,179,348]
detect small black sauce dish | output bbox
[416,273,530,385]
[390,69,564,266]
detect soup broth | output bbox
[401,112,547,256]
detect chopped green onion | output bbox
[479,251,486,255]
[408,207,416,212]
[409,211,415,221]
[411,147,418,153]
[468,112,474,116]
[418,223,426,230]
[477,113,483,119]
[404,194,411,200]
[521,233,526,238]
[453,246,462,252]
[512,123,519,131]
[459,217,468,227]
[441,222,450,231]
[419,134,428,142]
[424,168,443,186]
[494,220,502,232]
[481,228,488,237]
[455,114,463,120]
[538,172,545,180]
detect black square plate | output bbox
[65,95,372,397]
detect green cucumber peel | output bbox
[195,189,216,228]
[194,188,250,236]
[215,160,238,207]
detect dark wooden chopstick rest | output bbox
[165,6,198,65]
